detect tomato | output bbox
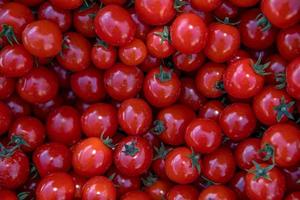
[46,106,81,145]
[119,38,147,66]
[173,52,205,72]
[277,25,300,61]
[0,189,17,200]
[245,163,285,200]
[282,167,300,193]
[143,66,181,108]
[57,32,91,72]
[8,116,45,152]
[230,0,259,7]
[179,78,207,111]
[94,5,136,46]
[135,0,175,25]
[151,143,170,180]
[0,76,15,100]
[261,0,300,28]
[38,2,72,32]
[214,1,239,20]
[129,9,151,40]
[165,147,201,184]
[0,101,12,136]
[73,3,97,37]
[198,185,237,200]
[91,40,117,70]
[195,62,225,98]
[72,137,113,177]
[286,57,300,100]
[265,54,287,85]
[36,172,75,200]
[204,23,240,63]
[121,191,151,200]
[229,171,248,200]
[33,96,63,120]
[285,192,300,200]
[22,20,62,58]
[219,103,256,141]
[171,13,207,54]
[118,98,152,136]
[49,0,82,10]
[199,100,224,122]
[71,173,87,200]
[17,67,59,104]
[202,147,236,183]
[181,4,214,24]
[185,118,222,154]
[253,86,295,125]
[82,176,116,200]
[191,0,222,12]
[5,95,31,118]
[227,49,250,65]
[104,64,143,101]
[261,123,300,168]
[0,45,33,77]
[81,103,118,138]
[139,54,161,72]
[240,9,277,50]
[144,178,172,200]
[167,185,199,200]
[33,143,72,177]
[223,58,266,99]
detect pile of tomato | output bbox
[0,0,300,199]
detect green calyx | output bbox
[101,134,115,149]
[151,120,166,135]
[252,53,271,76]
[273,96,295,122]
[188,148,201,174]
[275,72,286,89]
[142,172,157,187]
[259,143,275,164]
[248,161,274,181]
[0,135,27,158]
[0,24,19,46]
[215,81,225,92]
[174,0,188,12]
[79,0,96,11]
[154,26,171,44]
[95,37,108,48]
[256,13,272,32]
[201,175,215,187]
[17,192,30,200]
[215,17,240,26]
[155,66,173,82]
[123,141,139,157]
[153,142,171,160]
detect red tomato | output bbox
[139,54,161,72]
[119,38,147,66]
[199,100,224,122]
[286,57,300,100]
[265,54,287,85]
[0,189,17,200]
[167,185,199,200]
[5,95,31,118]
[121,191,151,200]
[71,173,87,200]
[0,76,15,100]
[49,0,82,10]
[73,3,97,37]
[129,9,151,40]
[191,0,222,12]
[283,167,300,193]
[33,96,63,120]
[173,52,205,72]
[285,192,300,200]
[144,179,172,200]
[277,25,300,61]
[229,171,248,200]
[0,102,12,136]
[214,1,239,20]
[91,41,117,70]
[198,185,237,200]
[229,0,259,7]
[82,176,116,200]
[15,0,44,6]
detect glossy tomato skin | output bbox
[165,147,201,184]
[81,103,118,138]
[0,102,12,136]
[121,191,151,200]
[173,52,205,72]
[219,103,256,141]
[33,143,72,177]
[118,98,152,136]
[245,164,286,200]
[70,68,106,102]
[229,171,248,200]
[114,136,153,177]
[261,0,300,28]
[202,147,236,183]
[46,106,81,146]
[49,0,82,10]
[185,118,222,154]
[104,64,143,101]
[143,66,181,108]
[33,96,63,120]
[286,58,300,100]
[71,173,87,200]
[277,25,300,61]
[285,192,300,200]
[167,185,199,200]
[0,189,17,200]
[22,20,62,58]
[8,116,45,152]
[262,123,300,167]
[129,9,151,40]
[224,58,264,99]
[5,95,31,118]
[196,62,225,98]
[82,176,116,200]
[36,172,75,200]
[94,5,136,46]
[139,54,161,72]
[199,100,224,122]
[145,179,172,200]
[91,43,116,70]
[191,0,222,12]
[265,55,287,84]
[155,104,196,146]
[214,1,239,20]
[283,167,300,193]
[38,2,72,32]
[204,23,240,63]
[135,0,175,25]
[72,137,113,177]
[17,67,59,104]
[253,86,294,125]
[119,38,147,66]
[57,32,91,72]
[229,0,259,7]
[0,45,33,77]
[198,185,237,200]
[171,13,208,54]
[73,4,97,37]
[0,76,15,100]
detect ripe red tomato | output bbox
[282,167,300,193]
[265,54,287,85]
[285,192,300,200]
[82,176,116,200]
[198,185,237,200]
[49,0,82,10]
[167,185,199,200]
[118,38,147,66]
[199,100,224,122]
[91,41,116,70]
[144,179,172,200]
[286,57,300,100]
[0,189,18,200]
[229,171,248,199]
[214,1,239,19]
[71,173,87,200]
[5,95,31,118]
[191,0,222,12]
[277,25,300,61]
[173,52,205,72]
[0,76,15,100]
[0,101,12,136]
[73,3,97,37]
[130,9,151,40]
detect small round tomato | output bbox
[36,172,75,200]
[173,52,205,72]
[185,118,222,154]
[0,189,17,200]
[199,185,237,200]
[135,0,175,25]
[49,0,82,10]
[91,41,116,70]
[253,86,295,125]
[199,100,224,122]
[204,23,240,63]
[73,3,97,37]
[151,143,169,180]
[94,5,136,46]
[165,147,201,184]
[214,1,239,19]
[46,106,81,145]
[202,147,236,183]
[261,123,300,168]
[143,66,181,108]
[171,13,207,54]
[118,98,152,136]
[38,2,72,32]
[33,96,63,120]
[283,167,300,193]
[277,25,300,61]
[82,176,116,200]
[121,191,151,200]
[144,178,172,200]
[17,67,59,104]
[139,54,161,72]
[0,76,15,100]
[181,4,214,24]
[167,185,199,200]
[0,102,12,136]
[265,54,287,85]
[286,57,300,100]
[0,45,33,77]
[104,64,143,101]
[229,171,248,199]
[5,95,31,118]
[33,143,72,177]
[8,116,45,152]
[22,20,62,58]
[229,0,259,7]
[129,9,151,40]
[114,136,153,177]
[57,32,91,72]
[219,103,256,141]
[227,49,251,65]
[285,192,300,200]
[81,103,118,138]
[195,62,225,98]
[70,68,106,102]
[191,0,222,12]
[245,163,285,200]
[119,38,147,66]
[72,137,113,177]
[71,173,87,200]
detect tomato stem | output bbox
[101,134,115,149]
[154,26,171,44]
[247,161,274,181]
[153,142,171,160]
[95,37,108,48]
[252,53,271,76]
[80,0,95,11]
[188,148,201,174]
[259,143,275,165]
[151,120,166,135]
[123,141,139,157]
[17,192,30,200]
[0,24,19,46]
[174,0,188,12]
[215,17,240,26]
[256,13,272,32]
[142,172,157,187]
[155,66,173,82]
[275,72,286,89]
[273,96,295,122]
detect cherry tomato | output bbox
[71,173,87,200]
[0,76,15,100]
[229,0,259,7]
[5,95,31,118]
[49,0,82,10]
[191,0,222,12]
[91,41,117,70]
[198,185,237,200]
[144,178,172,200]
[33,96,63,120]
[167,185,199,200]
[285,192,300,200]
[129,9,151,40]
[229,171,249,200]
[82,176,116,200]
[277,25,300,61]
[214,1,239,20]
[173,52,205,72]
[199,100,224,122]
[119,38,147,66]
[265,54,287,85]
[139,54,161,72]
[0,189,17,200]
[286,57,300,100]
[283,167,300,193]
[0,101,12,136]
[73,3,97,37]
